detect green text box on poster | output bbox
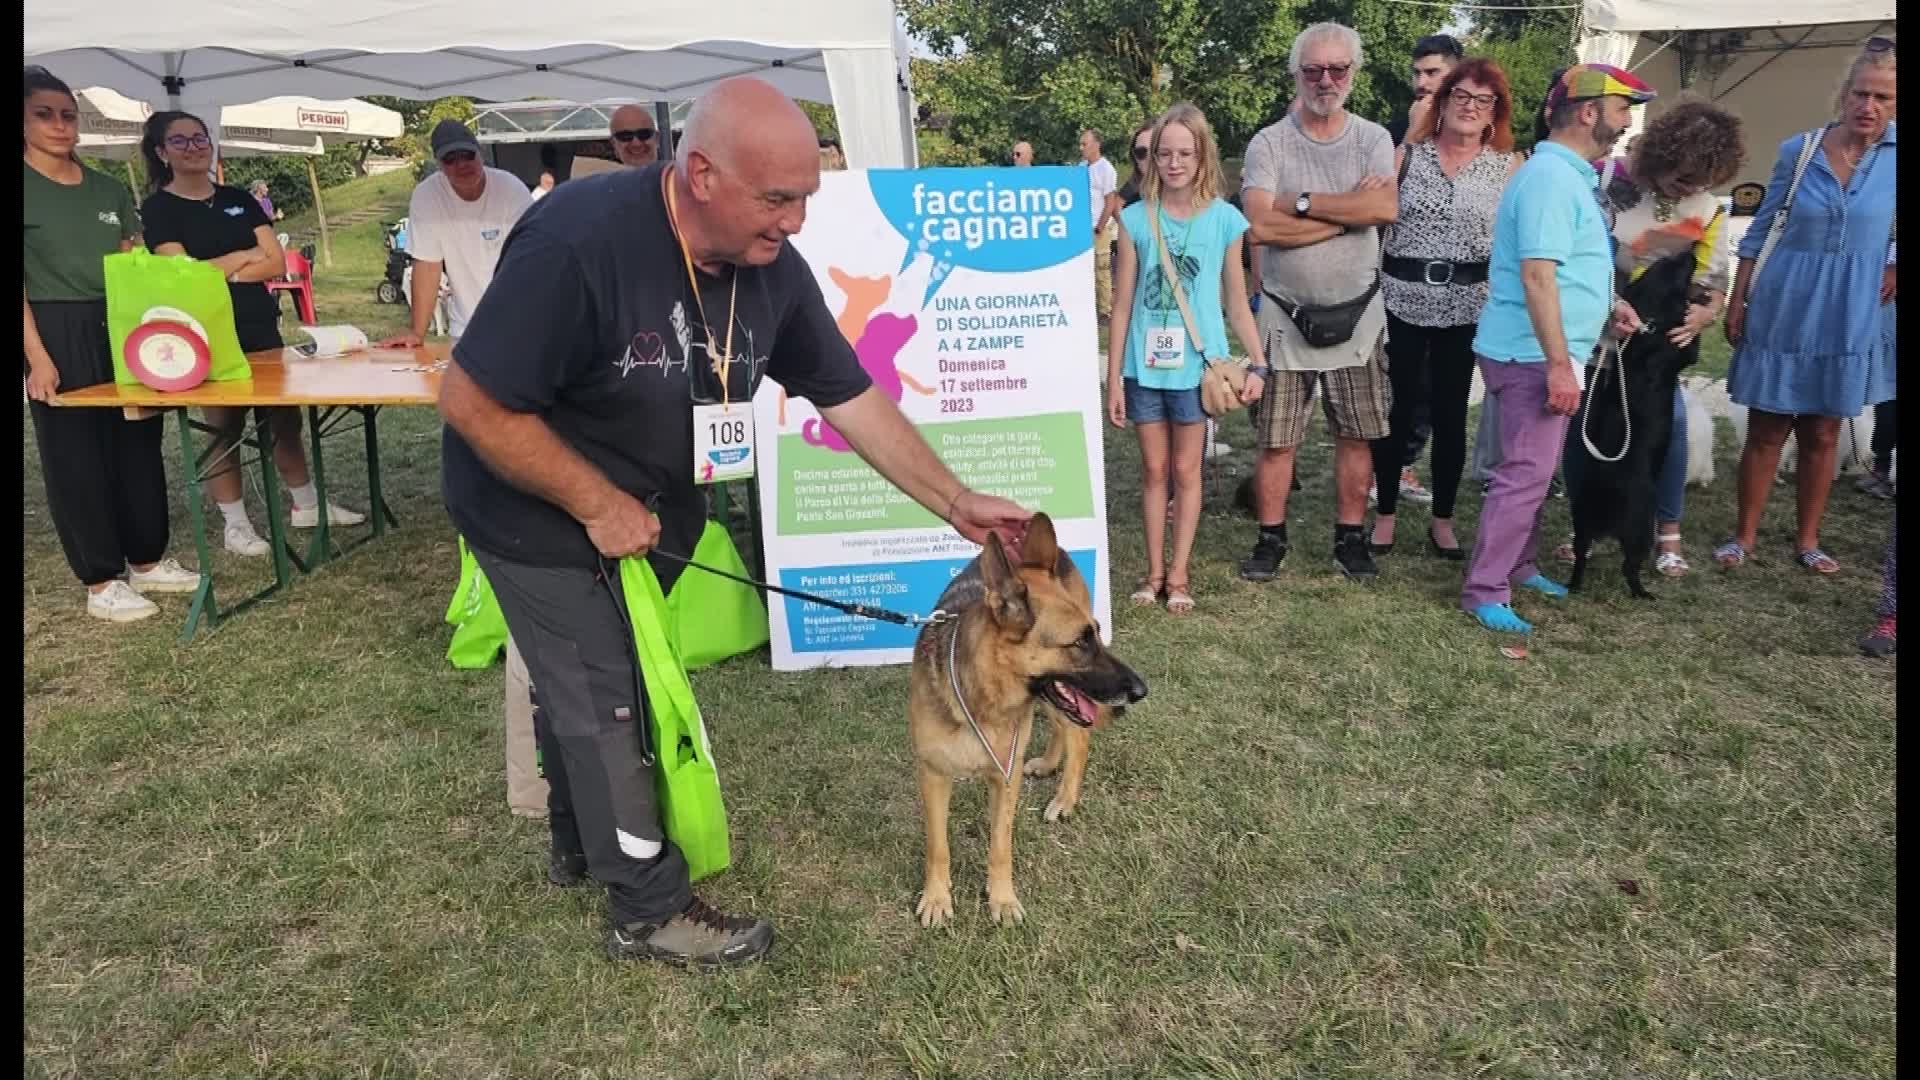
[778,411,1093,536]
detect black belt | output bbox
[1383,256,1488,286]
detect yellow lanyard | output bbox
[663,166,739,406]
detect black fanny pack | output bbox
[1382,256,1489,287]
[1265,276,1381,349]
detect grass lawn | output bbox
[23,193,1895,1079]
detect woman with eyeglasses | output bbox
[23,66,202,621]
[1371,57,1521,560]
[1717,37,1896,573]
[139,110,364,558]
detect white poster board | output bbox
[752,165,1107,671]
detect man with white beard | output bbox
[1236,22,1399,581]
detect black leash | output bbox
[647,547,950,628]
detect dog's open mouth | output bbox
[1037,679,1101,727]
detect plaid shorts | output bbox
[1255,333,1393,449]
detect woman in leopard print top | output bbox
[1370,57,1521,557]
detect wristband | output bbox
[944,488,968,523]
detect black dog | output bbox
[1567,252,1702,600]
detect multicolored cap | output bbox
[1546,64,1657,109]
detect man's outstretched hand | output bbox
[947,489,1032,550]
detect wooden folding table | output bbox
[52,345,446,641]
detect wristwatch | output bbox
[1293,192,1313,217]
[1247,364,1271,378]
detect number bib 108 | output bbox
[693,403,755,484]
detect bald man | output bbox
[1011,140,1034,166]
[437,76,1030,969]
[608,103,660,166]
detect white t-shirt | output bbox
[405,167,532,337]
[529,185,548,202]
[1087,156,1117,228]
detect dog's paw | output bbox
[987,890,1026,926]
[1022,755,1060,778]
[915,886,955,928]
[1044,794,1077,823]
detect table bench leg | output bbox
[363,406,399,535]
[176,410,221,643]
[304,404,337,570]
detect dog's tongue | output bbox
[1053,680,1098,726]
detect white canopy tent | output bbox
[24,0,919,169]
[1580,1,1895,189]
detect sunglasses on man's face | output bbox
[1865,35,1896,53]
[1132,145,1151,160]
[440,150,477,165]
[612,128,657,144]
[1299,63,1353,84]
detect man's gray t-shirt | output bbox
[1241,111,1394,371]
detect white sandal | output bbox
[1654,532,1690,577]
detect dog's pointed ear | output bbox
[979,532,1034,636]
[1020,512,1060,571]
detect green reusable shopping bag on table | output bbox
[620,555,731,883]
[445,536,510,669]
[103,250,253,386]
[666,519,770,671]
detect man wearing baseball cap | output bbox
[1460,63,1654,635]
[378,118,532,347]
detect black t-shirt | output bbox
[444,162,874,574]
[139,185,282,351]
[1117,174,1143,209]
[1387,114,1410,148]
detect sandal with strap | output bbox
[1654,532,1690,577]
[1164,581,1195,615]
[1712,538,1748,569]
[1130,576,1165,606]
[1797,548,1840,575]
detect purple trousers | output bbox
[1461,356,1570,612]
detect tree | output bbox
[904,0,1437,166]
[1463,10,1580,150]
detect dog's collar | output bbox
[942,621,1018,786]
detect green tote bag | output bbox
[620,555,731,883]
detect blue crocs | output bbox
[1516,574,1568,600]
[1471,603,1534,634]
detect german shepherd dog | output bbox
[908,513,1148,927]
[1568,252,1703,600]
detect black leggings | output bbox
[1872,398,1898,476]
[1372,314,1477,517]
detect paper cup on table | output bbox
[292,325,370,359]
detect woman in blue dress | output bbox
[1718,38,1896,573]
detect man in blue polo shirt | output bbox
[1462,64,1655,634]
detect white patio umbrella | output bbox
[216,97,404,266]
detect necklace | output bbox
[663,167,739,405]
[1652,192,1676,223]
[170,184,217,207]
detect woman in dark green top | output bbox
[23,66,200,622]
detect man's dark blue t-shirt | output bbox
[443,162,873,573]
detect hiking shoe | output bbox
[547,849,590,887]
[290,500,366,528]
[1333,532,1378,580]
[1860,615,1897,658]
[1855,471,1895,499]
[127,557,200,595]
[1399,467,1433,504]
[87,580,159,623]
[1240,533,1289,581]
[606,895,774,968]
[224,521,270,557]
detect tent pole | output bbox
[653,101,673,160]
[124,159,138,192]
[307,158,334,268]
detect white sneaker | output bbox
[224,521,271,557]
[87,580,160,623]
[127,557,201,595]
[290,500,366,528]
[1399,467,1434,504]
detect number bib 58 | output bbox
[693,403,755,484]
